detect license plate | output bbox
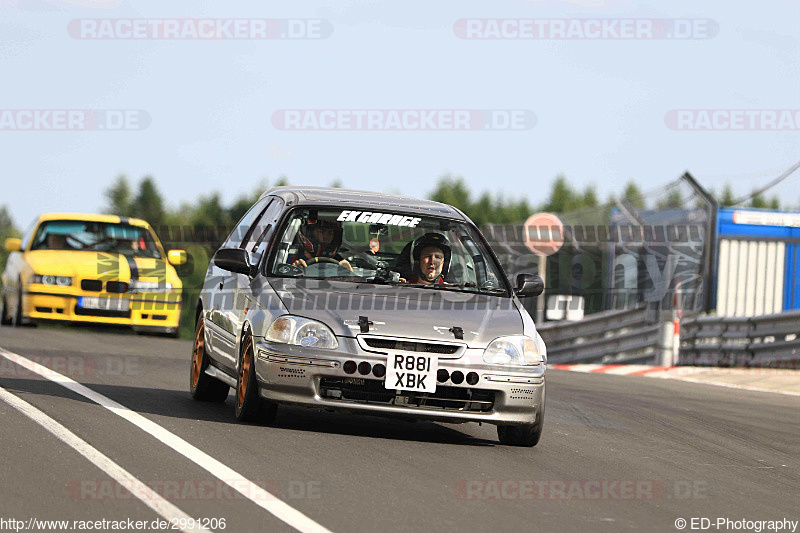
[78,297,129,311]
[384,354,438,393]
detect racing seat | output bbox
[393,241,414,280]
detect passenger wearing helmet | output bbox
[291,217,353,271]
[406,232,450,284]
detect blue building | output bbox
[713,208,800,315]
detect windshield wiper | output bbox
[409,282,506,294]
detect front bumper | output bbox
[253,337,545,426]
[23,288,181,330]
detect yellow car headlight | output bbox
[31,274,72,287]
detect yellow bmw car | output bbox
[1,213,186,336]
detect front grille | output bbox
[106,281,128,293]
[81,279,102,292]
[319,377,494,412]
[74,306,131,318]
[362,338,460,355]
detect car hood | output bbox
[267,278,522,347]
[24,250,178,285]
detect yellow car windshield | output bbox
[29,220,161,259]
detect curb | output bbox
[550,364,800,396]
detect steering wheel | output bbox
[306,256,340,266]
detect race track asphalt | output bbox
[0,326,797,533]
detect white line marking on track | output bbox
[0,386,207,533]
[0,346,334,533]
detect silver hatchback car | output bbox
[190,187,547,446]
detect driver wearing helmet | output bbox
[405,232,450,284]
[291,217,353,271]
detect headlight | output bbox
[129,280,174,293]
[483,335,541,366]
[265,316,338,350]
[31,274,72,286]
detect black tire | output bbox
[189,317,229,402]
[12,284,23,327]
[234,329,278,424]
[0,293,11,325]
[497,387,545,447]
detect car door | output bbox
[204,197,272,369]
[229,197,285,342]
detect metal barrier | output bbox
[679,311,800,367]
[537,306,676,365]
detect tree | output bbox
[582,185,599,208]
[656,188,684,209]
[193,193,226,226]
[470,192,495,227]
[329,179,344,188]
[622,181,645,209]
[131,176,166,229]
[104,175,133,216]
[720,184,736,207]
[769,196,780,210]
[542,174,579,213]
[749,191,767,209]
[428,175,472,213]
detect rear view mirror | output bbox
[4,238,21,252]
[213,248,256,277]
[514,273,544,297]
[369,224,388,236]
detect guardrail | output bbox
[679,311,800,367]
[537,306,676,365]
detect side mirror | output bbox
[514,273,544,297]
[167,249,187,266]
[213,248,256,277]
[4,238,21,252]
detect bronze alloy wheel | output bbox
[189,316,229,402]
[237,335,253,409]
[191,320,205,387]
[234,329,278,424]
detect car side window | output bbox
[247,198,285,257]
[222,197,271,249]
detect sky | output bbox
[1,0,799,229]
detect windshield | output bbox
[268,207,508,294]
[29,220,162,259]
